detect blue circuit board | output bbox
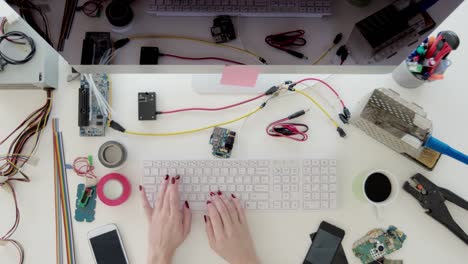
[79,73,110,137]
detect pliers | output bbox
[403,173,468,245]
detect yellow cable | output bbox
[124,106,263,136]
[312,43,336,65]
[294,89,339,128]
[128,35,264,63]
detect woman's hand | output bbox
[204,191,260,264]
[140,175,192,264]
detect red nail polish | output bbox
[206,200,212,204]
[185,201,190,209]
[165,175,169,180]
[217,190,222,195]
[139,185,142,191]
[171,177,175,184]
[231,194,236,198]
[175,175,180,180]
[210,192,216,196]
[204,215,207,223]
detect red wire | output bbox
[161,53,245,65]
[160,93,266,114]
[266,117,309,142]
[72,157,97,179]
[293,78,346,108]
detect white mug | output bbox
[362,170,399,220]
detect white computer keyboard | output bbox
[142,159,338,211]
[147,0,332,17]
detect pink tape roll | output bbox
[97,173,131,206]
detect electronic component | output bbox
[351,88,441,170]
[346,1,436,64]
[209,127,236,158]
[81,32,112,64]
[98,141,127,168]
[211,16,236,44]
[352,226,406,264]
[140,47,159,65]
[79,73,110,136]
[74,184,97,222]
[143,159,338,210]
[147,0,332,17]
[138,92,157,120]
[304,221,345,264]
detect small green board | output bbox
[352,226,406,264]
[74,184,97,222]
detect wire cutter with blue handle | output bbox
[403,173,468,245]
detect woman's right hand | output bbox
[204,192,260,264]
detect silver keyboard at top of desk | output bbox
[147,0,332,17]
[142,159,337,211]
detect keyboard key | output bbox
[258,201,268,209]
[282,193,290,200]
[236,185,245,192]
[219,185,227,191]
[245,185,253,192]
[254,185,268,192]
[312,192,320,200]
[329,184,336,192]
[202,185,210,192]
[246,201,257,209]
[228,185,236,192]
[282,201,290,209]
[208,176,217,184]
[251,193,268,200]
[201,176,208,184]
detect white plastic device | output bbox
[87,224,129,264]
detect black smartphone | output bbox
[303,221,345,264]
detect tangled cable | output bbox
[0,31,36,68]
[266,110,310,142]
[0,89,52,264]
[72,157,97,180]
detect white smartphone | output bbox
[88,223,130,264]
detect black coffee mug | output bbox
[362,170,399,220]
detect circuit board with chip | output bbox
[209,127,236,158]
[352,226,406,264]
[79,73,110,137]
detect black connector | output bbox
[78,87,90,127]
[286,49,308,60]
[288,110,306,120]
[265,86,279,95]
[339,113,349,124]
[260,102,267,108]
[109,120,126,133]
[259,57,267,64]
[343,107,351,118]
[113,38,130,50]
[337,127,347,138]
[333,33,343,44]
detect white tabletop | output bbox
[1,6,468,262]
[2,65,468,263]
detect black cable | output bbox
[77,0,107,17]
[6,0,52,45]
[0,31,36,65]
[265,30,308,60]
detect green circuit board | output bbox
[209,127,236,158]
[352,226,407,264]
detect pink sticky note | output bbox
[220,66,261,87]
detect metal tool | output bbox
[352,88,468,169]
[403,173,468,245]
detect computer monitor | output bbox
[1,0,464,73]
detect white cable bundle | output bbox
[84,74,113,119]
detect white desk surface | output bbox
[1,7,468,262]
[2,66,468,263]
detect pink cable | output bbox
[160,93,266,114]
[293,78,346,108]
